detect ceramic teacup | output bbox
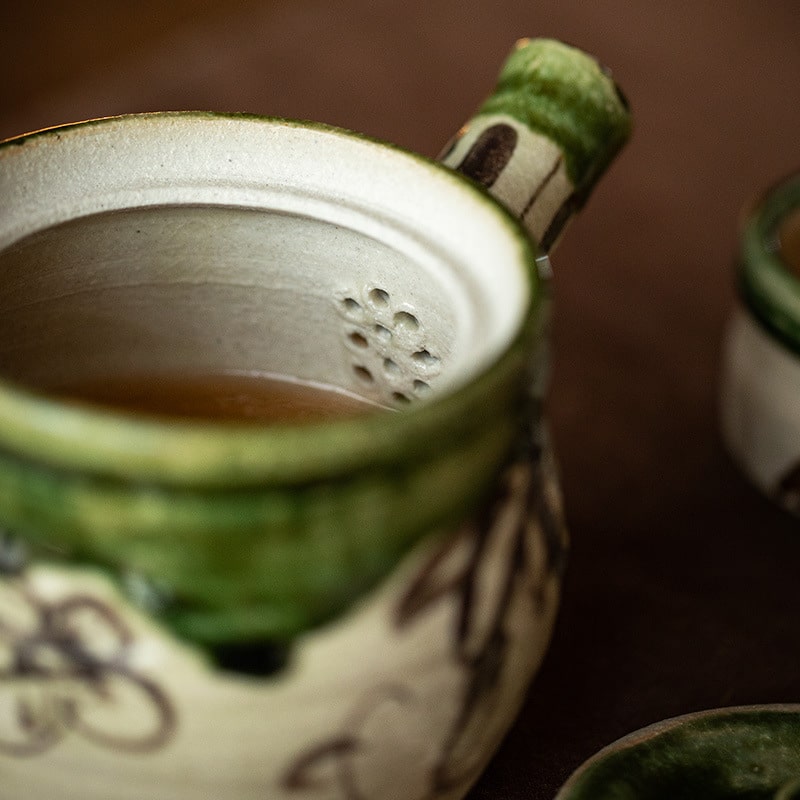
[721,171,800,516]
[0,40,629,800]
[555,705,800,800]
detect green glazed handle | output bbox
[440,38,631,251]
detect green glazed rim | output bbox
[738,170,800,356]
[556,705,800,800]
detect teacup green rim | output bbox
[555,704,800,800]
[738,170,800,356]
[0,112,543,488]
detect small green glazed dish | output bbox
[721,171,800,516]
[0,40,629,800]
[555,706,800,800]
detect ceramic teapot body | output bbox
[0,39,630,800]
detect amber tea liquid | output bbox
[52,372,381,424]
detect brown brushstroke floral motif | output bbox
[281,435,567,798]
[283,684,413,799]
[0,551,176,757]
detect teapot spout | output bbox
[439,38,631,251]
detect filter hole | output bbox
[369,288,390,307]
[348,331,369,348]
[353,365,374,383]
[393,311,419,331]
[373,324,392,343]
[413,380,430,394]
[412,349,439,368]
[342,297,362,314]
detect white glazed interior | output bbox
[0,114,531,409]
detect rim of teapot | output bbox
[0,111,543,488]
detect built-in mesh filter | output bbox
[337,286,440,407]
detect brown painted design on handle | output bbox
[454,123,518,188]
[539,191,580,252]
[444,119,577,250]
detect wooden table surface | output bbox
[4,2,800,798]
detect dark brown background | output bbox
[3,2,800,798]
